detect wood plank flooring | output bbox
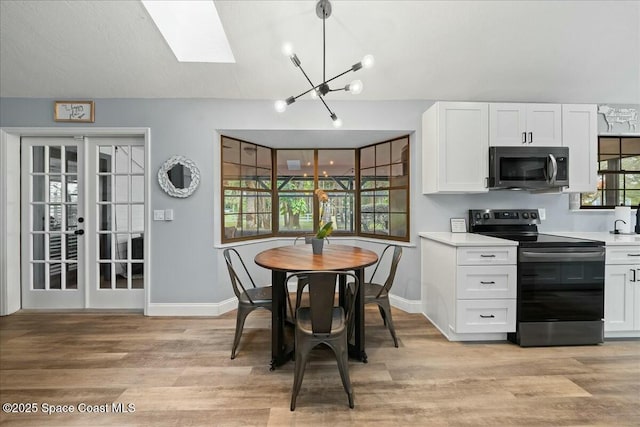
[1,307,639,426]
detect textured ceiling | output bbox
[1,0,639,103]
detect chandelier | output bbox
[274,0,374,127]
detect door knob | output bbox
[74,229,84,235]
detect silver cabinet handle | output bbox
[480,314,495,319]
[480,254,496,258]
[632,269,637,283]
[480,281,495,284]
[627,253,640,257]
[528,132,533,143]
[522,132,527,144]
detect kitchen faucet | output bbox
[613,219,627,234]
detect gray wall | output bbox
[0,98,633,304]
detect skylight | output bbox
[141,0,235,63]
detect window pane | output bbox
[625,174,640,190]
[622,155,640,171]
[131,146,145,174]
[242,192,257,215]
[99,234,112,260]
[49,263,62,289]
[131,205,144,231]
[49,204,62,231]
[241,165,257,188]
[621,138,640,155]
[99,176,112,202]
[326,192,354,233]
[65,146,78,174]
[99,146,112,172]
[66,175,78,202]
[376,166,390,188]
[49,234,61,259]
[115,205,128,231]
[222,137,241,164]
[115,176,128,202]
[99,263,112,289]
[389,189,407,213]
[66,263,78,289]
[33,234,45,260]
[361,146,375,169]
[131,176,144,202]
[376,142,391,165]
[257,168,272,190]
[257,146,271,169]
[33,146,45,173]
[99,205,112,231]
[49,147,62,173]
[66,235,78,260]
[599,157,618,171]
[279,193,313,232]
[49,175,62,202]
[392,137,409,164]
[389,213,407,237]
[318,150,355,191]
[224,191,240,215]
[223,162,241,187]
[33,176,46,202]
[66,204,78,230]
[361,168,376,189]
[32,204,45,232]
[115,146,129,173]
[624,190,640,206]
[599,138,619,154]
[241,142,257,165]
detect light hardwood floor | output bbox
[1,307,639,426]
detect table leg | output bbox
[270,270,293,370]
[348,268,368,363]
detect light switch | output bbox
[538,208,546,221]
[165,209,174,221]
[153,210,165,221]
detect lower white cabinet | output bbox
[604,246,640,337]
[422,237,517,341]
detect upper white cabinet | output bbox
[562,104,598,193]
[490,103,562,146]
[422,102,489,194]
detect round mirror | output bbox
[158,156,200,198]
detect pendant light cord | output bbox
[322,4,326,84]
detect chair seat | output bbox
[239,286,272,305]
[363,282,387,300]
[296,306,345,335]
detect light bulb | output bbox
[348,79,363,95]
[362,54,375,69]
[281,42,294,57]
[333,117,343,128]
[274,100,287,113]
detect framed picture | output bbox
[450,218,467,233]
[54,100,95,123]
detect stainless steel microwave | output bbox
[488,146,569,190]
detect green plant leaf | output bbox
[316,221,333,239]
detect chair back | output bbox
[223,248,257,303]
[370,245,403,295]
[287,271,359,335]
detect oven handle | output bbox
[547,153,558,185]
[520,248,605,263]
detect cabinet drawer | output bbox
[457,247,516,265]
[457,265,517,299]
[455,299,516,333]
[606,246,640,265]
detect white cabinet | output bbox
[562,104,598,193]
[422,237,517,341]
[604,246,640,337]
[422,102,489,194]
[490,103,562,146]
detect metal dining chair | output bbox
[287,270,359,410]
[291,235,331,314]
[355,244,403,347]
[223,248,274,360]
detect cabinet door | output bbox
[526,104,562,146]
[489,103,527,146]
[562,104,598,193]
[422,102,489,193]
[604,264,636,332]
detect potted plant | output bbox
[312,221,333,254]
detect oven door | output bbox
[517,247,605,322]
[489,146,569,190]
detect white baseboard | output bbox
[389,294,422,314]
[146,298,237,316]
[146,295,421,317]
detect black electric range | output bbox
[469,209,606,347]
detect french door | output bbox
[21,136,146,309]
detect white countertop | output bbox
[419,231,640,247]
[548,232,640,246]
[418,232,518,247]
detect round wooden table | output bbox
[255,244,378,370]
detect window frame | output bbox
[220,136,274,244]
[581,136,640,209]
[220,134,411,243]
